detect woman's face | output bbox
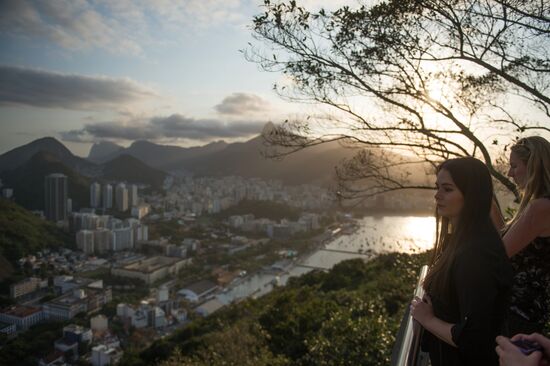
[507,151,528,189]
[435,169,464,223]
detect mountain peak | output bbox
[0,137,75,173]
[88,141,123,163]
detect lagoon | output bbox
[217,215,436,304]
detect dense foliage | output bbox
[0,321,65,365]
[0,198,73,268]
[119,251,430,366]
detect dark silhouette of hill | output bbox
[179,135,359,185]
[91,139,228,170]
[0,137,100,176]
[88,141,124,163]
[101,154,166,189]
[0,151,91,211]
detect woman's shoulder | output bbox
[525,198,550,224]
[527,197,550,212]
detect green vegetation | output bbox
[119,251,430,366]
[0,321,65,366]
[0,198,73,272]
[213,199,301,221]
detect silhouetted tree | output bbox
[248,0,549,202]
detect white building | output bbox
[91,314,108,333]
[77,230,95,254]
[92,345,123,366]
[195,298,224,317]
[111,227,134,251]
[112,256,191,284]
[90,182,102,208]
[116,303,134,319]
[153,307,166,328]
[93,228,111,254]
[10,277,47,299]
[157,286,169,302]
[129,184,138,208]
[0,305,43,331]
[131,203,150,219]
[131,308,148,328]
[102,184,113,209]
[115,183,128,212]
[2,188,13,199]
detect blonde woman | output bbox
[500,136,550,335]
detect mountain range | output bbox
[0,134,359,186]
[0,133,431,211]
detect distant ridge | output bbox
[0,137,99,176]
[182,135,359,185]
[90,135,362,185]
[89,139,228,170]
[101,154,166,189]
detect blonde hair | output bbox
[508,136,550,227]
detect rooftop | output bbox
[120,256,182,274]
[180,280,218,296]
[1,305,41,318]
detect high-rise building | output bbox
[45,173,68,222]
[129,184,138,208]
[115,183,128,212]
[111,227,133,251]
[102,184,113,209]
[90,182,101,208]
[76,230,95,254]
[93,228,111,254]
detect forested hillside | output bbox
[120,252,430,366]
[0,199,73,272]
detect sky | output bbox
[0,0,353,157]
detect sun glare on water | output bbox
[402,216,436,252]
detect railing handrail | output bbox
[391,265,429,366]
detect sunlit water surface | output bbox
[217,216,435,304]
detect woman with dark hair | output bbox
[411,157,513,365]
[497,136,550,335]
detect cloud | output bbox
[0,0,143,54]
[60,114,265,143]
[0,65,157,110]
[214,92,270,115]
[0,0,250,54]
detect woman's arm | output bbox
[411,296,457,347]
[504,199,550,257]
[491,195,505,231]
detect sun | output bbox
[426,79,445,102]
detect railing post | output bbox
[390,265,429,366]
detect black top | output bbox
[423,227,513,366]
[507,196,550,332]
[509,235,550,327]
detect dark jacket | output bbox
[423,226,513,366]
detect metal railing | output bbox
[390,265,430,366]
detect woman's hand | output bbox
[410,295,434,326]
[495,335,547,366]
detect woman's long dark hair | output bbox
[423,157,497,300]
